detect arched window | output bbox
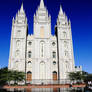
[17,30,21,35]
[28,42,32,45]
[15,61,19,69]
[64,41,67,46]
[53,52,56,58]
[28,61,32,68]
[52,42,56,46]
[16,40,20,47]
[28,51,32,58]
[65,51,68,57]
[65,61,69,72]
[40,41,45,58]
[63,31,67,38]
[16,50,20,56]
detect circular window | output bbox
[52,42,56,46]
[28,42,32,45]
[28,61,31,63]
[53,61,56,65]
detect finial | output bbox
[40,0,44,8]
[59,5,63,15]
[69,19,71,24]
[12,17,15,24]
[20,3,24,13]
[13,17,14,20]
[34,14,35,17]
[68,19,71,26]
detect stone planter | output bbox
[72,84,86,88]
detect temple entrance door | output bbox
[53,71,57,80]
[27,71,32,82]
[53,71,58,92]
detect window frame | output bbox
[28,51,32,58]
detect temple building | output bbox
[8,0,82,84]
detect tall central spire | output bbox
[20,3,24,13]
[59,5,63,15]
[40,0,44,8]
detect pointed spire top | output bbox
[40,0,44,8]
[59,5,63,15]
[12,17,14,23]
[20,3,24,13]
[13,17,14,20]
[69,19,71,25]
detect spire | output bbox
[12,17,15,24]
[59,5,63,15]
[40,0,44,8]
[20,3,24,13]
[69,19,71,25]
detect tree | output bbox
[0,67,8,85]
[84,74,92,84]
[0,67,25,86]
[81,71,88,81]
[68,72,76,81]
[68,71,88,84]
[12,71,25,85]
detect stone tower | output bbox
[8,4,28,72]
[56,6,75,79]
[34,0,51,38]
[29,0,53,81]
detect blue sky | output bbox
[0,0,92,73]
